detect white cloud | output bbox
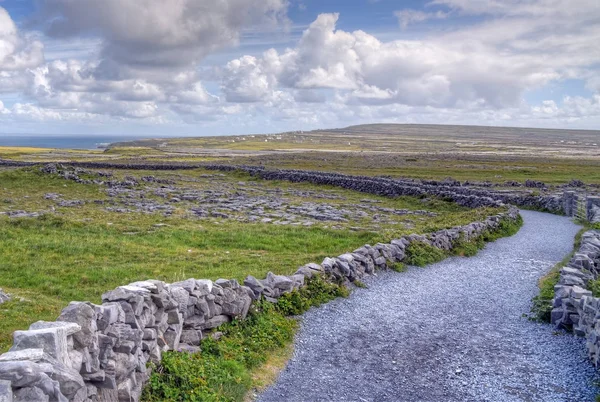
[39,0,288,78]
[0,7,44,71]
[394,9,448,29]
[1,1,599,132]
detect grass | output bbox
[143,213,523,401]
[405,214,524,267]
[143,300,297,402]
[531,228,586,321]
[0,167,503,351]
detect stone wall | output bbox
[0,160,575,214]
[0,203,519,402]
[551,230,600,365]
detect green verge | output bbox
[406,214,524,267]
[531,227,587,322]
[143,214,523,401]
[142,276,347,402]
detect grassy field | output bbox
[0,166,502,352]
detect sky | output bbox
[0,0,598,137]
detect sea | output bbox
[0,135,158,150]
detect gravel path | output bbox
[259,210,599,402]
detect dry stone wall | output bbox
[0,160,575,214]
[551,230,600,365]
[0,199,519,401]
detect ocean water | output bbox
[0,135,155,150]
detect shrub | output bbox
[143,301,297,401]
[404,241,447,267]
[275,275,349,316]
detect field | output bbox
[0,123,598,399]
[3,124,600,185]
[0,164,501,352]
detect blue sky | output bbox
[0,0,598,136]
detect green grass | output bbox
[142,214,523,401]
[143,300,297,402]
[531,228,586,321]
[405,242,447,267]
[0,167,504,351]
[405,214,523,267]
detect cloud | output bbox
[394,9,448,29]
[2,1,600,132]
[39,0,288,77]
[221,12,569,108]
[0,7,44,71]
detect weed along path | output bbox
[259,210,600,402]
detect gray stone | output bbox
[201,315,230,330]
[170,279,197,294]
[572,286,593,299]
[168,287,190,314]
[180,330,202,346]
[0,348,44,362]
[0,290,10,305]
[11,327,73,368]
[0,361,44,388]
[243,275,265,298]
[46,363,85,400]
[13,387,49,402]
[127,281,159,294]
[265,272,294,292]
[162,328,181,350]
[195,279,213,295]
[95,303,125,331]
[102,286,149,303]
[57,302,98,349]
[0,380,12,402]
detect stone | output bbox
[195,280,213,295]
[127,281,159,294]
[105,324,143,354]
[0,380,12,402]
[265,272,294,292]
[0,348,45,362]
[180,330,202,346]
[0,361,44,388]
[11,326,74,368]
[113,353,137,383]
[243,276,265,299]
[102,286,149,303]
[97,334,116,369]
[0,290,9,305]
[170,279,197,294]
[28,321,81,336]
[201,315,230,330]
[13,387,49,402]
[167,310,183,325]
[162,329,181,351]
[95,303,125,331]
[46,363,85,400]
[57,302,98,349]
[168,287,190,314]
[571,286,593,299]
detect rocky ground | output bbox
[259,210,600,402]
[1,164,439,232]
